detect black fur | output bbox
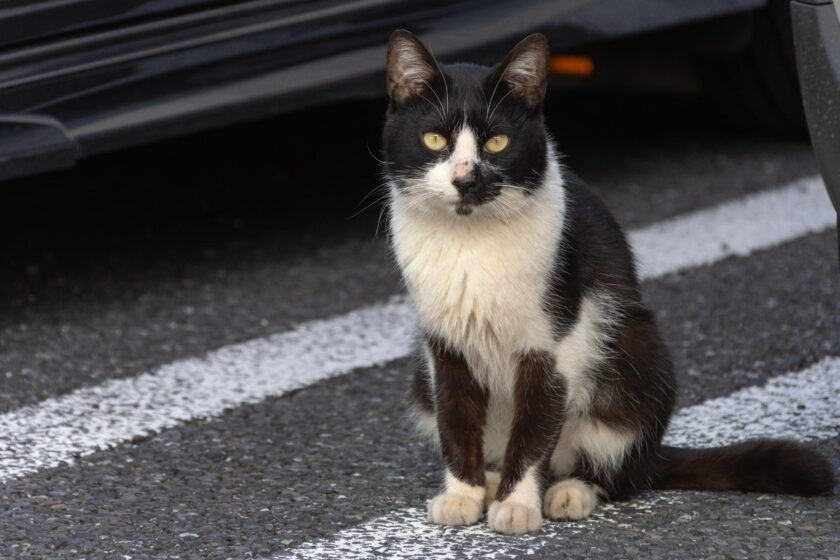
[427,337,488,488]
[656,441,835,497]
[496,351,567,501]
[386,29,835,524]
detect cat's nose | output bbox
[452,171,478,196]
[453,159,473,180]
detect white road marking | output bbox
[278,356,840,560]
[0,298,416,482]
[0,175,833,483]
[274,500,676,560]
[630,175,835,279]
[665,355,840,447]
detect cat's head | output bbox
[382,30,550,219]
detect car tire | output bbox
[696,0,807,133]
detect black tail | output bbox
[654,440,835,497]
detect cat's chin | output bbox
[454,204,474,216]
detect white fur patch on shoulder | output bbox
[553,293,619,414]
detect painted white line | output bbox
[664,355,840,447]
[274,500,679,560]
[0,298,416,482]
[278,356,840,560]
[0,175,833,483]
[630,175,835,279]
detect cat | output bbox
[381,29,835,535]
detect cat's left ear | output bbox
[386,29,442,107]
[487,34,549,110]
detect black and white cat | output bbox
[381,30,834,535]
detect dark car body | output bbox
[791,0,840,230]
[1,0,768,182]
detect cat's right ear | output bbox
[386,30,441,107]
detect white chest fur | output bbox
[389,165,566,393]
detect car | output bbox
[1,0,838,236]
[791,0,840,247]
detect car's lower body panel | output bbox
[0,0,763,181]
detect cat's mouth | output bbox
[452,191,495,216]
[454,203,474,216]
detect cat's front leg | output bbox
[488,351,566,534]
[426,339,488,527]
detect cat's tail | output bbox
[653,440,835,496]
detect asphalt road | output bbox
[0,92,838,559]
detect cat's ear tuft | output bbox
[488,34,549,110]
[386,30,441,106]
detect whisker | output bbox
[486,65,508,121]
[366,143,393,165]
[427,50,450,115]
[419,94,446,123]
[420,78,447,123]
[487,89,513,126]
[349,190,389,219]
[373,200,390,241]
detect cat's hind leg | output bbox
[543,307,677,522]
[544,417,635,521]
[543,478,602,520]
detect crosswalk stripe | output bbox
[0,175,833,483]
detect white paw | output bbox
[427,493,482,526]
[487,501,542,534]
[484,471,500,508]
[543,478,599,521]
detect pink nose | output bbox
[453,160,472,179]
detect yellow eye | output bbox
[485,134,509,153]
[422,132,447,151]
